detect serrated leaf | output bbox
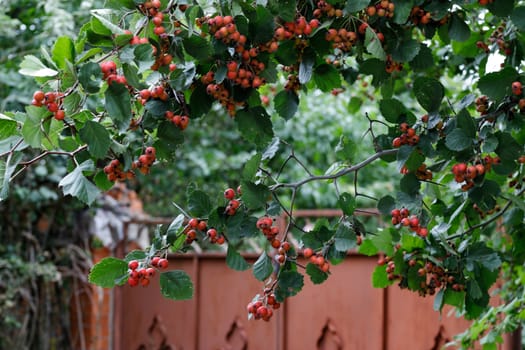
[19,55,58,77]
[242,153,262,181]
[58,160,100,205]
[91,10,126,34]
[465,243,501,272]
[444,289,465,309]
[401,233,425,251]
[334,221,356,252]
[377,195,395,215]
[345,0,370,13]
[449,13,470,42]
[105,82,132,132]
[78,62,102,93]
[338,192,355,216]
[79,121,111,158]
[226,246,250,271]
[183,35,212,61]
[511,7,525,31]
[0,152,23,201]
[274,90,299,121]
[274,270,304,302]
[372,265,391,288]
[313,64,342,92]
[253,252,273,281]
[124,250,147,262]
[134,44,155,73]
[187,190,213,217]
[52,36,75,70]
[380,98,406,123]
[299,48,315,84]
[166,214,185,245]
[306,263,329,284]
[413,77,444,113]
[445,128,472,151]
[434,288,445,311]
[477,67,518,102]
[391,38,420,62]
[240,181,269,210]
[365,27,386,61]
[235,107,273,148]
[88,257,128,288]
[159,270,194,300]
[456,108,476,139]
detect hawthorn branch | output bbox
[270,148,398,191]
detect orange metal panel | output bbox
[196,258,279,350]
[285,256,385,350]
[118,257,197,350]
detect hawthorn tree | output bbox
[1,0,525,347]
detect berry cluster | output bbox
[391,208,428,238]
[274,16,320,40]
[385,55,403,73]
[400,163,433,181]
[378,256,398,280]
[103,159,135,182]
[366,1,395,18]
[415,261,464,296]
[472,203,501,219]
[127,256,169,287]
[101,61,127,85]
[246,292,280,322]
[186,217,212,245]
[489,22,511,56]
[31,90,65,120]
[410,6,433,25]
[165,111,189,130]
[223,187,241,215]
[256,216,280,246]
[325,28,358,52]
[475,95,489,115]
[451,162,488,191]
[313,1,343,18]
[392,123,419,148]
[134,146,157,175]
[138,0,162,20]
[303,247,330,272]
[138,85,169,104]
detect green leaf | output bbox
[448,13,470,42]
[166,214,185,245]
[268,0,295,21]
[159,270,194,300]
[124,250,147,262]
[105,82,132,132]
[240,181,270,210]
[445,128,472,151]
[478,67,518,102]
[0,114,17,139]
[183,35,212,61]
[365,27,386,61]
[226,246,250,271]
[299,48,315,84]
[301,220,334,250]
[433,288,445,311]
[274,270,304,302]
[306,263,329,284]
[251,5,275,44]
[401,233,425,251]
[511,7,525,31]
[465,243,501,272]
[91,10,126,34]
[78,62,102,93]
[253,252,274,281]
[400,173,420,195]
[235,107,273,149]
[358,238,379,256]
[338,192,355,216]
[409,44,434,71]
[189,83,214,118]
[456,108,476,139]
[335,135,357,162]
[360,58,389,85]
[345,0,370,13]
[52,36,75,70]
[391,39,420,62]
[21,106,46,148]
[242,153,262,181]
[79,121,111,158]
[495,132,521,162]
[377,195,395,215]
[19,55,58,77]
[413,77,444,113]
[134,44,155,73]
[274,90,299,120]
[380,98,406,123]
[88,257,128,288]
[0,152,23,201]
[372,265,391,288]
[334,221,357,252]
[487,0,514,17]
[313,64,342,92]
[187,190,213,218]
[58,160,100,205]
[444,288,465,309]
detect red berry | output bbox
[158,258,169,269]
[128,277,139,287]
[146,267,156,277]
[54,110,65,120]
[151,256,160,266]
[188,218,199,228]
[128,260,139,270]
[33,90,45,101]
[141,277,150,287]
[224,188,236,200]
[512,81,522,95]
